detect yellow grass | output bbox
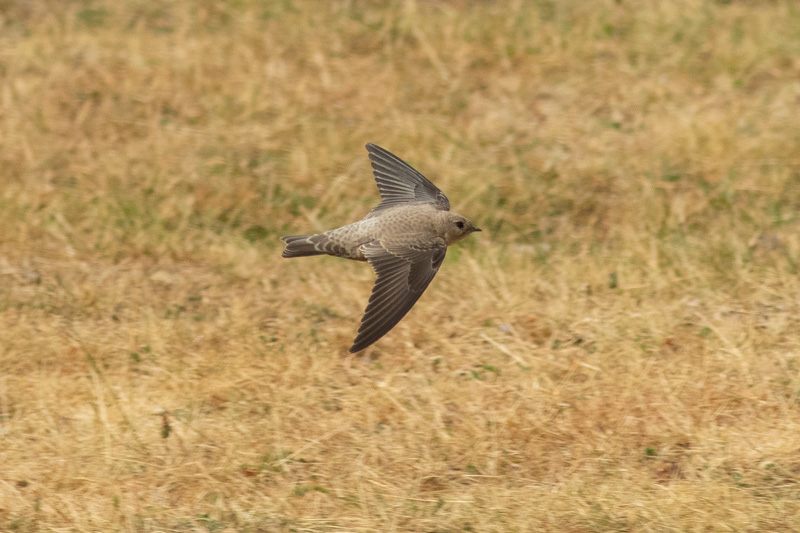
[2,0,800,530]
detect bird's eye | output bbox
[456,221,465,229]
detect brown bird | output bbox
[281,143,480,353]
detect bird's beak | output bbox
[473,228,482,232]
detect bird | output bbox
[280,143,481,353]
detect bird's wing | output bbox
[365,143,450,216]
[349,240,447,353]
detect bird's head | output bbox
[443,213,481,245]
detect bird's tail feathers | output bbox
[280,234,329,258]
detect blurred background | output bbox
[2,1,800,530]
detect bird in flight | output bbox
[281,143,480,353]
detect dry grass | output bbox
[2,0,800,530]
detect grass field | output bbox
[3,0,800,531]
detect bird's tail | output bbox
[280,234,329,258]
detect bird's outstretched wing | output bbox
[349,240,447,353]
[365,143,450,216]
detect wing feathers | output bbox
[349,240,447,353]
[365,143,450,215]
